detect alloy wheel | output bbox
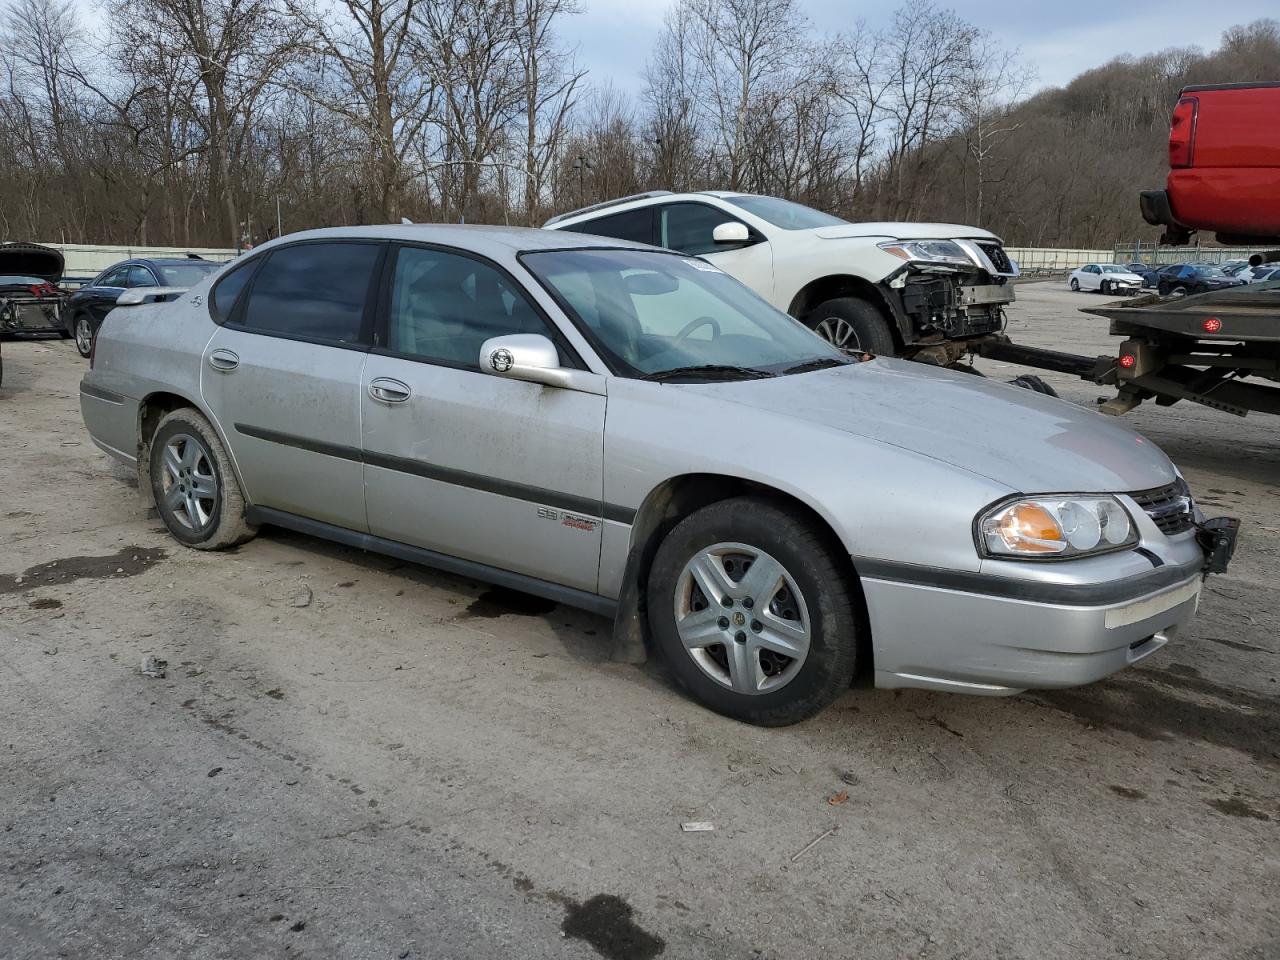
[75,316,92,355]
[814,317,861,352]
[159,433,219,532]
[673,542,811,694]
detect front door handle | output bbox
[208,349,239,371]
[369,377,411,403]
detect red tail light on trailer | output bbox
[1203,317,1222,333]
[1168,96,1199,168]
[1119,353,1137,369]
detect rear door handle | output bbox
[208,349,239,371]
[369,377,411,403]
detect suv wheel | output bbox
[73,314,93,357]
[647,496,859,726]
[149,408,258,550]
[807,296,896,356]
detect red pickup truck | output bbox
[1141,81,1280,244]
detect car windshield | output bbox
[154,262,219,286]
[522,248,845,378]
[720,195,847,230]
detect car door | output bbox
[360,243,606,592]
[200,239,384,531]
[654,202,776,305]
[85,265,130,323]
[1083,265,1100,290]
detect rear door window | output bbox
[561,207,654,245]
[239,242,382,345]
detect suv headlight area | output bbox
[878,240,975,268]
[977,496,1137,559]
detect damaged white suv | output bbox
[545,191,1018,366]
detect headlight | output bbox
[977,496,1137,559]
[877,240,974,268]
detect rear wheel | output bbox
[647,497,859,726]
[806,296,896,356]
[73,314,93,357]
[149,408,257,550]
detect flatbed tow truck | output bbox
[979,81,1280,419]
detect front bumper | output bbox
[859,545,1213,695]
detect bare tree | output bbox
[953,34,1034,223]
[285,0,436,222]
[108,0,298,246]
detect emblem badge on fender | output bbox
[190,295,203,305]
[489,348,514,372]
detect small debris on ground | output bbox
[207,767,223,778]
[827,790,849,806]
[791,826,838,862]
[680,821,715,832]
[140,655,168,679]
[291,585,313,608]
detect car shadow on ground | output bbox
[243,525,618,667]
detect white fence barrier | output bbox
[1005,248,1115,272]
[40,243,238,277]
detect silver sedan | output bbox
[80,225,1234,725]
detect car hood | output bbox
[1103,272,1144,282]
[810,222,1000,242]
[682,360,1176,493]
[0,242,64,283]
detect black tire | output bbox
[149,408,257,550]
[805,296,896,356]
[1069,278,1080,291]
[1172,285,1188,297]
[73,313,93,357]
[646,496,860,726]
[1100,280,1111,295]
[1010,374,1059,397]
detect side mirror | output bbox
[479,334,602,394]
[712,222,751,245]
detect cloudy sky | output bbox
[563,0,1278,95]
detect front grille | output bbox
[1131,484,1194,536]
[978,242,1013,274]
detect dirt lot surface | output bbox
[2,281,1277,959]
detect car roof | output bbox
[252,223,658,255]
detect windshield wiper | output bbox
[640,364,776,382]
[782,356,850,375]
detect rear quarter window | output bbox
[209,257,259,323]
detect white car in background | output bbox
[1068,263,1145,295]
[544,191,1018,366]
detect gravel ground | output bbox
[1,282,1277,960]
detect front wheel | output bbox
[1100,280,1111,295]
[647,497,860,726]
[806,296,896,356]
[73,314,93,357]
[1069,278,1080,291]
[149,408,258,550]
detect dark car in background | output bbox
[1154,263,1248,297]
[1123,262,1160,287]
[64,256,221,356]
